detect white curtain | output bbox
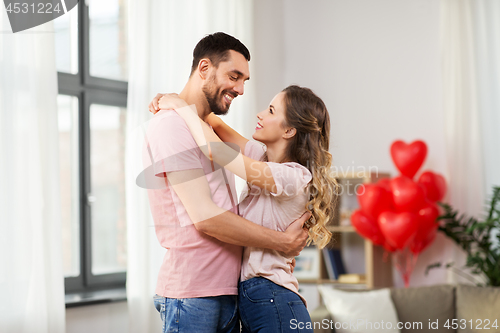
[441,0,484,219]
[441,0,500,283]
[474,1,500,198]
[126,1,255,332]
[0,10,65,333]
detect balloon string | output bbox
[383,250,389,263]
[393,247,419,288]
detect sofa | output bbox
[309,284,500,333]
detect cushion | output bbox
[391,284,455,332]
[318,286,401,333]
[456,284,500,333]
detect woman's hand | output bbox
[148,93,187,114]
[148,93,165,114]
[159,93,188,111]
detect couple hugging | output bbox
[144,32,337,333]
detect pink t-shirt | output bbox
[239,140,312,300]
[143,110,242,298]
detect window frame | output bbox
[58,0,128,295]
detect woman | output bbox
[156,85,337,333]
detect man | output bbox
[144,32,309,333]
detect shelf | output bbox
[298,279,370,292]
[298,278,366,286]
[332,171,373,182]
[327,225,356,233]
[295,172,393,294]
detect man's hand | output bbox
[148,93,166,114]
[280,211,311,258]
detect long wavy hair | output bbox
[279,85,338,249]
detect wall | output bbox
[252,0,286,111]
[253,0,459,287]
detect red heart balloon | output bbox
[377,178,392,192]
[357,184,392,220]
[410,201,439,254]
[418,200,440,233]
[351,210,385,246]
[383,241,397,253]
[378,211,419,249]
[390,140,428,179]
[417,171,447,202]
[410,225,438,254]
[390,176,426,213]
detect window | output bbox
[55,0,128,294]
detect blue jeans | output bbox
[153,294,239,333]
[238,277,313,333]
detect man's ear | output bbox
[283,127,297,139]
[198,59,211,80]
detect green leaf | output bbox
[435,186,500,286]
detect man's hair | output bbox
[190,32,250,75]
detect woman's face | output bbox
[252,92,288,144]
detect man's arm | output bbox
[166,168,309,257]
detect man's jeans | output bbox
[153,294,239,333]
[238,277,313,333]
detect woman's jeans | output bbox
[238,277,313,333]
[153,294,239,333]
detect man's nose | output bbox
[234,81,244,96]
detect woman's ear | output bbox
[283,127,297,139]
[198,59,211,80]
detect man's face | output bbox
[202,50,250,115]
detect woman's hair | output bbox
[280,85,338,249]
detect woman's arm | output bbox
[205,113,249,154]
[175,105,278,194]
[158,94,249,154]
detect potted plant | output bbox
[426,186,500,286]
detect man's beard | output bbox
[202,74,230,116]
